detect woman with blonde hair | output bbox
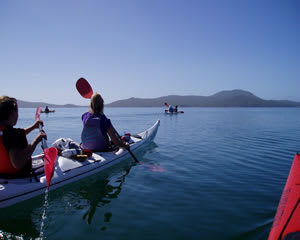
[81,92,129,151]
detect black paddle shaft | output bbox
[113,127,139,163]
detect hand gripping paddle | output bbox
[35,107,58,189]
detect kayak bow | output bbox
[268,153,300,240]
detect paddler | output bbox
[44,106,50,113]
[81,92,130,152]
[168,105,174,113]
[0,96,47,177]
[174,105,178,112]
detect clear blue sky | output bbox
[1,0,299,105]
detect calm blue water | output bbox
[1,107,300,240]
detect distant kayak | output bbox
[268,153,300,240]
[165,110,184,114]
[41,110,55,113]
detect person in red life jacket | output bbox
[0,96,47,177]
[81,92,130,152]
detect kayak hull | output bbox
[268,153,300,240]
[41,110,55,113]
[0,120,160,208]
[164,111,184,114]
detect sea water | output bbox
[1,107,300,240]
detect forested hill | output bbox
[17,90,300,108]
[105,90,300,107]
[17,100,83,108]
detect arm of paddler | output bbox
[9,131,46,169]
[107,125,130,150]
[24,120,43,135]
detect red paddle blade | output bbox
[35,106,42,121]
[164,102,169,107]
[150,165,166,172]
[139,163,166,172]
[44,147,58,189]
[76,77,93,99]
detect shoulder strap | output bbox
[99,115,109,143]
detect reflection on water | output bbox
[0,204,41,239]
[0,166,132,239]
[78,143,158,228]
[81,166,132,226]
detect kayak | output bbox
[0,120,160,208]
[268,153,300,240]
[164,110,184,114]
[41,110,55,113]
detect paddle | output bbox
[113,128,140,163]
[75,77,140,164]
[76,77,93,99]
[112,128,164,172]
[35,107,58,189]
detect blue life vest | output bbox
[81,115,108,151]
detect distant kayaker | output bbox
[81,92,130,152]
[45,106,50,113]
[0,96,47,177]
[174,105,178,113]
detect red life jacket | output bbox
[0,126,17,174]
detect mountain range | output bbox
[17,90,300,108]
[106,90,300,107]
[17,100,82,108]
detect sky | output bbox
[0,0,299,105]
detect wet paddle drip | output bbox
[39,190,49,239]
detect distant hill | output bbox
[17,90,300,108]
[17,99,85,108]
[106,90,300,107]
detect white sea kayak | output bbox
[0,120,160,208]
